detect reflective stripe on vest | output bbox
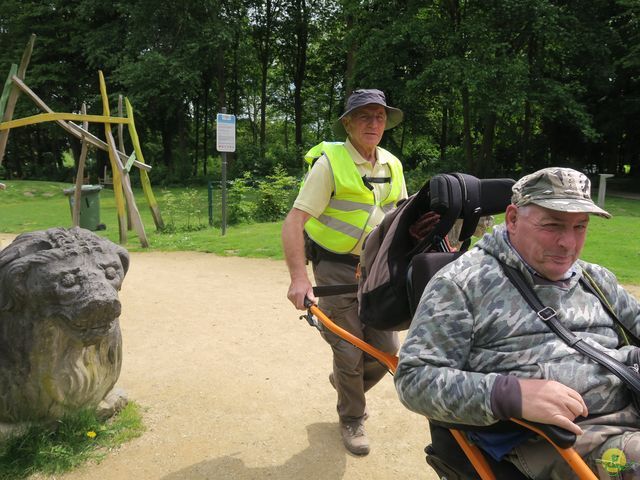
[303,141,403,254]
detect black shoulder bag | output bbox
[500,263,640,401]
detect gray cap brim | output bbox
[529,198,612,219]
[331,106,404,138]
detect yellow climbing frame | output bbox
[0,35,163,246]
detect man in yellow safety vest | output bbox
[282,89,408,456]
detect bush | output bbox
[226,166,298,225]
[255,165,297,222]
[159,188,208,232]
[227,172,257,225]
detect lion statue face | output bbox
[23,247,126,344]
[0,227,130,423]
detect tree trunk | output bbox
[293,0,308,150]
[257,0,274,161]
[203,81,210,177]
[339,2,358,105]
[161,123,174,171]
[461,85,474,173]
[343,10,357,104]
[284,115,289,150]
[216,52,234,173]
[217,54,226,111]
[480,112,497,177]
[231,27,241,118]
[522,99,531,171]
[522,34,536,172]
[440,104,449,163]
[327,72,337,135]
[178,107,188,174]
[194,97,200,176]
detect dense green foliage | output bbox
[0,402,144,479]
[0,0,638,186]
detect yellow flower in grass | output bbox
[86,431,97,439]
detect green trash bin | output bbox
[63,185,104,231]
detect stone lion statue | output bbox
[0,227,129,429]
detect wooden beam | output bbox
[117,95,125,151]
[125,97,165,230]
[72,103,90,227]
[0,112,130,129]
[117,94,132,230]
[99,71,148,247]
[99,72,127,243]
[0,34,35,166]
[0,64,18,119]
[9,76,151,172]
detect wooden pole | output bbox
[72,103,90,227]
[125,98,164,230]
[117,95,125,152]
[0,34,35,166]
[98,71,148,247]
[99,72,127,243]
[118,94,132,231]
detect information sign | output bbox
[216,113,236,152]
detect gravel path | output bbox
[0,238,432,480]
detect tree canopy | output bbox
[1,0,638,185]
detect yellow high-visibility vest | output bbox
[303,141,403,254]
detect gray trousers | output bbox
[313,259,399,423]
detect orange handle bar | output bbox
[304,303,596,480]
[308,304,398,373]
[510,418,598,480]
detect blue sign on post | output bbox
[216,113,236,152]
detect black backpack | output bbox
[357,173,515,330]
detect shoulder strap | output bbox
[500,263,640,396]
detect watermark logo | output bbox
[597,448,640,477]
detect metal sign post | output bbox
[216,109,236,235]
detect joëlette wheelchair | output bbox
[300,173,599,480]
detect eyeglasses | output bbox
[353,111,387,124]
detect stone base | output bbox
[96,387,129,421]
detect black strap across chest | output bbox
[500,263,640,396]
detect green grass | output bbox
[0,402,145,479]
[1,179,639,283]
[0,180,282,257]
[581,203,640,285]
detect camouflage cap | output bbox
[512,167,611,218]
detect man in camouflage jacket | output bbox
[395,167,640,479]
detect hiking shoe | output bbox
[329,373,369,421]
[340,421,370,456]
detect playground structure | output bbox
[0,35,164,247]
